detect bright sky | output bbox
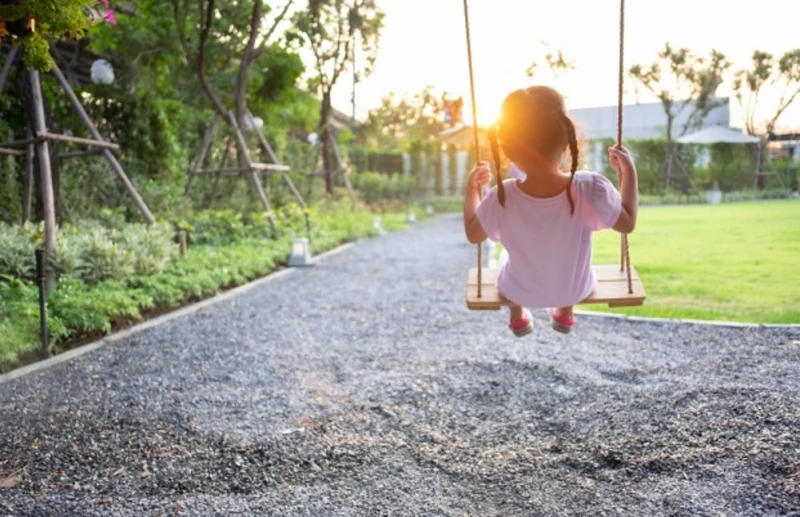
[331,0,800,131]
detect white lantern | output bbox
[90,59,114,85]
[244,115,264,132]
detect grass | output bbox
[587,200,800,323]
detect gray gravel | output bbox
[1,213,799,516]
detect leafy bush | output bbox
[182,209,250,245]
[352,172,415,206]
[114,223,177,276]
[0,223,39,280]
[68,225,134,283]
[0,275,67,364]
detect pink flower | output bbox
[99,0,116,24]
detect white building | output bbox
[569,98,734,170]
[569,98,731,140]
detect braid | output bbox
[488,125,505,207]
[561,113,579,215]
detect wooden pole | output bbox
[328,126,356,209]
[29,69,57,293]
[184,114,219,196]
[48,60,157,224]
[250,115,308,210]
[35,131,121,151]
[227,111,276,230]
[0,46,20,96]
[207,136,233,208]
[22,126,33,224]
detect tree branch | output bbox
[253,0,295,61]
[197,0,229,120]
[234,0,264,125]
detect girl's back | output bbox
[477,171,621,308]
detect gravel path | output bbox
[1,214,799,517]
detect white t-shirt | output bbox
[476,171,622,308]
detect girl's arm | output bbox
[609,147,638,234]
[463,162,491,243]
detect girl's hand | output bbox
[608,146,635,178]
[468,161,491,190]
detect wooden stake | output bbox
[178,231,188,256]
[184,114,219,196]
[250,115,308,210]
[29,69,57,293]
[207,136,233,208]
[227,111,276,230]
[49,60,157,225]
[329,127,356,209]
[22,126,33,224]
[36,131,121,151]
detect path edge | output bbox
[0,242,356,385]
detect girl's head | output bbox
[487,85,579,212]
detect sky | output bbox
[330,0,800,132]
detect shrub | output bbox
[0,223,39,280]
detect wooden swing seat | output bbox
[466,264,646,310]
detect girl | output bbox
[463,86,639,337]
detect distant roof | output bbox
[569,99,731,140]
[438,124,486,147]
[676,125,760,144]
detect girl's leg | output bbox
[508,303,533,337]
[550,305,576,334]
[555,306,573,318]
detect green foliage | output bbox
[349,150,405,174]
[48,277,152,337]
[51,221,176,283]
[0,223,38,280]
[705,143,758,191]
[0,275,67,364]
[351,172,414,206]
[0,0,96,70]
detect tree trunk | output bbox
[755,141,767,190]
[43,90,63,225]
[29,69,57,293]
[665,118,674,192]
[320,90,335,194]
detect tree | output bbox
[356,86,455,152]
[170,0,295,130]
[293,0,384,193]
[526,48,576,81]
[630,43,730,190]
[732,48,800,185]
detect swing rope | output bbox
[461,0,483,298]
[462,0,634,298]
[616,0,634,295]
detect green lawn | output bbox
[587,200,800,323]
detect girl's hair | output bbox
[487,86,579,214]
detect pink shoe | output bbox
[509,310,533,337]
[549,309,575,334]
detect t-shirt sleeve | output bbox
[476,187,503,241]
[587,173,623,231]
